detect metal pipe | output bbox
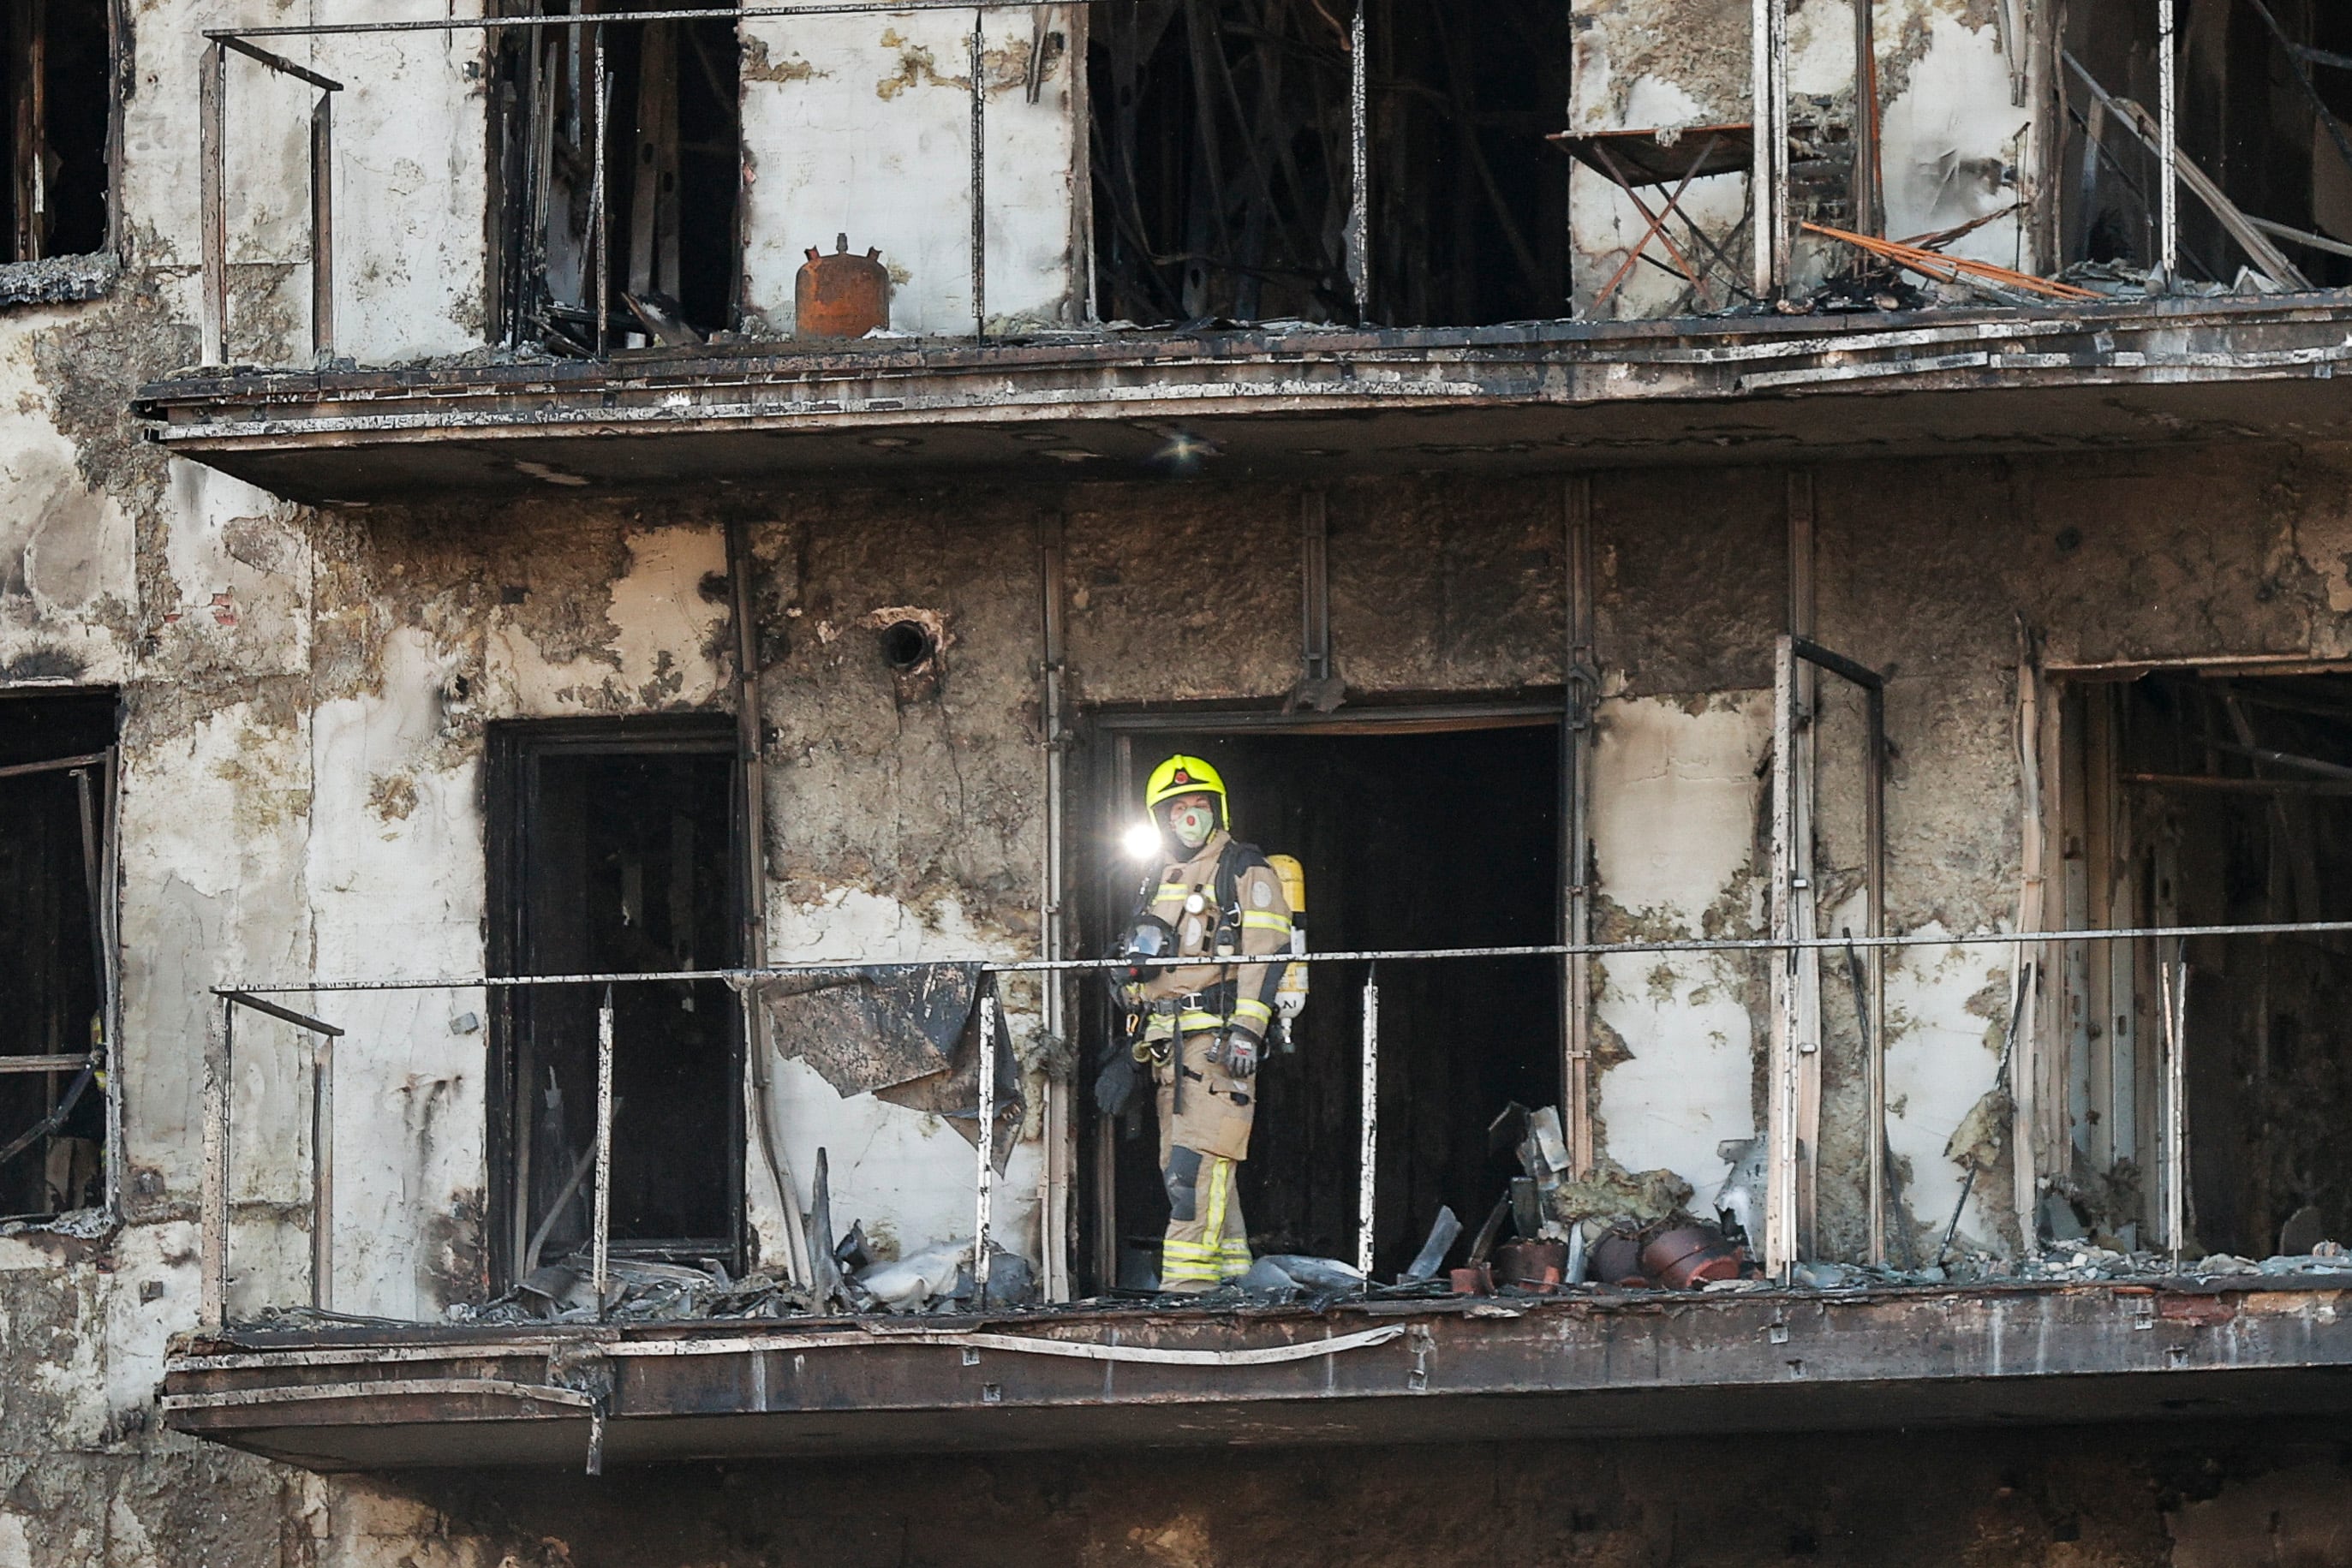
[311,92,334,359]
[726,516,812,1289]
[311,1032,334,1311]
[2157,0,2176,285]
[976,987,997,1299]
[970,7,987,339]
[200,42,226,365]
[593,986,615,1318]
[1300,492,1331,685]
[204,995,232,1327]
[1563,475,1596,1176]
[1037,509,1072,1301]
[1357,968,1378,1277]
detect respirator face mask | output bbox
[1166,796,1218,852]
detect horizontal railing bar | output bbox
[218,35,344,92]
[221,992,345,1037]
[0,752,108,782]
[207,1,1104,45]
[212,917,2352,996]
[0,1055,98,1075]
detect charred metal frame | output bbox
[1767,634,1888,1276]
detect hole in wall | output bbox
[879,619,936,671]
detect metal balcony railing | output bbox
[200,913,2352,1332]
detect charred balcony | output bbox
[134,294,2352,505]
[160,1279,2352,1470]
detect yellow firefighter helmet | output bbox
[1144,754,1228,818]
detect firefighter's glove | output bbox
[1094,1045,1142,1119]
[1223,1034,1261,1079]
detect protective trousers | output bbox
[1156,1033,1255,1290]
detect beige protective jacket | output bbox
[1132,829,1293,1161]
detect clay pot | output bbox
[1495,1239,1569,1291]
[1591,1234,1647,1287]
[1640,1224,1742,1290]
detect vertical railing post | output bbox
[1751,0,1791,298]
[1345,4,1368,318]
[310,1032,335,1311]
[969,7,988,338]
[593,986,614,1317]
[589,20,610,355]
[310,89,334,360]
[1765,635,1800,1278]
[1864,683,1888,1265]
[1357,967,1379,1278]
[203,995,233,1328]
[2161,951,2187,1267]
[2156,0,2177,285]
[976,986,997,1301]
[200,41,228,364]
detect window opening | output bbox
[1088,0,1572,329]
[2,0,111,263]
[2062,0,2352,289]
[2057,670,2352,1256]
[1076,720,1561,1290]
[0,692,116,1221]
[487,720,744,1285]
[492,2,742,353]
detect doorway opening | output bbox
[1075,714,1561,1289]
[2058,669,2352,1257]
[487,718,744,1287]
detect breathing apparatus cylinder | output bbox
[1269,853,1308,1053]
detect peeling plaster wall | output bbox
[1568,0,2040,317]
[738,10,1080,337]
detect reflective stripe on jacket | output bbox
[1136,829,1292,1042]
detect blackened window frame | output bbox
[0,689,121,1225]
[0,0,127,277]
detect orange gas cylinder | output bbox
[796,234,890,339]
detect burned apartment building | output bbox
[2,0,2352,1562]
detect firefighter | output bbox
[1107,755,1292,1293]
